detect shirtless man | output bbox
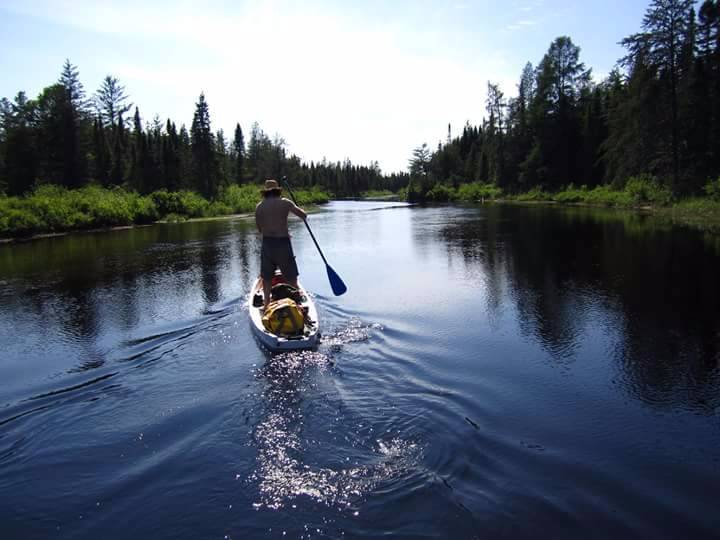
[255,179,307,308]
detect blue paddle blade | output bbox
[326,265,347,296]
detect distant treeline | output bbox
[0,0,718,207]
[407,0,720,202]
[0,67,406,200]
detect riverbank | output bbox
[496,181,720,233]
[407,177,720,233]
[4,180,720,242]
[0,184,330,241]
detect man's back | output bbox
[255,197,293,238]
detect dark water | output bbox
[1,201,719,539]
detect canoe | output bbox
[248,277,320,352]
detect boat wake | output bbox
[320,317,383,348]
[247,350,422,510]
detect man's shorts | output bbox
[261,236,298,281]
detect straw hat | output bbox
[261,179,282,192]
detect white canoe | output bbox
[248,277,320,352]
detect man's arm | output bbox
[287,199,307,220]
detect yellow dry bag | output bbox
[262,298,306,337]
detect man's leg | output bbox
[260,238,274,309]
[278,239,299,290]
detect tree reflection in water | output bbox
[435,204,720,411]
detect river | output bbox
[1,201,719,539]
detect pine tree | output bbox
[163,120,181,191]
[232,123,245,184]
[408,143,432,201]
[178,125,192,189]
[0,98,10,191]
[190,93,217,198]
[247,122,264,181]
[59,59,90,115]
[128,106,143,190]
[3,92,38,195]
[523,36,589,189]
[697,1,720,177]
[34,84,71,187]
[95,76,132,128]
[216,128,229,189]
[603,51,663,184]
[621,0,695,190]
[485,82,507,186]
[91,115,111,185]
[109,112,126,186]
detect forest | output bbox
[407,0,720,204]
[0,0,718,237]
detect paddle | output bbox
[281,177,347,296]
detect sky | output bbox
[0,0,653,173]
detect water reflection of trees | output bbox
[1,219,260,373]
[436,205,720,409]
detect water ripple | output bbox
[321,317,383,348]
[248,350,422,512]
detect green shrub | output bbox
[207,201,232,216]
[584,185,633,206]
[164,213,187,223]
[219,184,260,213]
[90,196,133,226]
[456,182,502,201]
[292,186,330,205]
[151,189,209,218]
[624,174,673,205]
[553,185,587,203]
[0,184,161,237]
[703,178,720,201]
[0,208,43,236]
[515,186,549,201]
[129,194,159,223]
[426,183,455,202]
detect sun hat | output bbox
[261,179,282,192]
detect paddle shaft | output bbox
[282,180,329,266]
[281,177,347,296]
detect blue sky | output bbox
[0,1,652,173]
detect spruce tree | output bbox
[485,82,507,186]
[59,59,90,115]
[4,93,38,195]
[232,123,245,184]
[178,125,192,189]
[91,116,111,185]
[190,93,217,198]
[109,112,126,186]
[95,76,132,128]
[622,0,695,190]
[216,128,229,189]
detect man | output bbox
[255,179,307,309]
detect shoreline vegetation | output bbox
[3,177,720,242]
[411,176,720,232]
[0,184,330,241]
